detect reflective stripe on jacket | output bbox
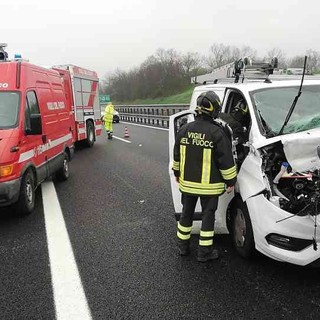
[172,116,237,196]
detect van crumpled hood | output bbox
[254,128,320,172]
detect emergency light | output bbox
[14,54,22,60]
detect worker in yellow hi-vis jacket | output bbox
[172,91,237,262]
[103,102,115,140]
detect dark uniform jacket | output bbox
[172,115,237,196]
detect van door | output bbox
[168,110,196,217]
[22,91,47,182]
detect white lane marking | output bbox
[42,182,92,320]
[120,121,169,131]
[112,136,132,143]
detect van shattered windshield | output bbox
[0,92,20,129]
[251,85,320,135]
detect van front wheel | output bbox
[231,197,255,258]
[56,152,70,181]
[16,170,35,215]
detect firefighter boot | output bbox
[197,246,219,262]
[178,239,190,256]
[107,132,112,140]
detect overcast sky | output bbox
[2,0,320,78]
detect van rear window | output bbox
[0,92,20,129]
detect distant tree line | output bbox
[100,43,320,102]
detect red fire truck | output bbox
[0,44,102,215]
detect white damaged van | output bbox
[169,64,320,266]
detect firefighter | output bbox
[103,102,115,139]
[172,91,237,262]
[219,99,250,144]
[219,99,250,162]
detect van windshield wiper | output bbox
[256,109,275,137]
[278,56,308,135]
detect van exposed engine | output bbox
[260,142,320,217]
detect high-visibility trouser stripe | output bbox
[220,166,237,180]
[199,239,213,246]
[200,230,214,237]
[177,222,192,241]
[178,222,192,233]
[201,148,212,184]
[180,145,186,180]
[172,160,180,171]
[199,230,214,246]
[177,231,191,240]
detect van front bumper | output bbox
[0,178,21,207]
[247,194,320,266]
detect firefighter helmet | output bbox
[234,100,248,115]
[196,91,221,119]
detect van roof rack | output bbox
[201,57,279,84]
[231,57,278,83]
[198,57,320,85]
[202,77,272,85]
[203,74,320,85]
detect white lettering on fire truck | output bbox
[34,141,50,156]
[47,101,66,110]
[0,82,9,88]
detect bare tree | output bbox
[230,45,257,63]
[206,44,257,70]
[306,49,320,73]
[206,43,232,69]
[154,48,186,94]
[288,55,306,68]
[104,44,320,103]
[182,52,203,82]
[266,48,287,68]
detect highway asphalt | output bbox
[1,122,320,320]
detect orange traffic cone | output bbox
[124,126,130,138]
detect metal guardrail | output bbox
[101,104,190,128]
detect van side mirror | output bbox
[26,114,42,135]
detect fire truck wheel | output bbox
[16,170,35,216]
[56,152,70,181]
[85,121,95,148]
[231,197,255,258]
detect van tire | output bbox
[231,197,255,258]
[16,170,35,216]
[85,121,95,148]
[56,152,70,181]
